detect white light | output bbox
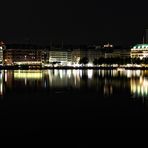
[143,78,148,87]
[137,86,141,94]
[87,63,93,67]
[72,70,77,76]
[5,72,7,82]
[67,70,71,78]
[78,70,81,78]
[127,70,131,77]
[0,83,3,96]
[25,78,27,86]
[59,70,63,79]
[136,70,140,77]
[73,64,80,67]
[87,70,93,79]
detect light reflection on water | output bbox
[0,71,4,96]
[0,69,148,99]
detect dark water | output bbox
[0,69,147,142]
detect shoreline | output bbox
[0,66,148,70]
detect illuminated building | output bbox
[49,48,72,66]
[105,48,130,59]
[71,49,81,65]
[79,47,104,65]
[0,41,6,66]
[3,44,46,67]
[1,43,131,67]
[88,49,105,65]
[49,47,105,67]
[103,43,114,48]
[131,44,148,59]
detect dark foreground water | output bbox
[0,69,147,143]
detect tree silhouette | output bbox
[93,59,98,66]
[79,57,89,66]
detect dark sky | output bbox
[1,0,148,46]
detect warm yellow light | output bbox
[14,70,43,79]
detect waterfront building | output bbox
[104,49,120,58]
[105,48,130,59]
[49,48,72,66]
[3,44,45,67]
[87,49,104,64]
[71,49,81,65]
[120,49,131,58]
[131,44,148,59]
[0,41,6,66]
[1,43,131,68]
[78,46,104,65]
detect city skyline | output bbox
[0,0,148,46]
[0,0,148,140]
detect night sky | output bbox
[1,0,148,46]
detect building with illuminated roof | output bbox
[131,44,148,59]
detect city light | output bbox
[87,70,93,79]
[0,71,4,96]
[131,76,148,97]
[14,70,43,79]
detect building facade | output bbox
[131,44,148,59]
[49,48,72,66]
[0,43,132,67]
[0,41,6,66]
[3,45,45,67]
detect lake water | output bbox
[0,69,147,137]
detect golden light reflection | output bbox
[131,76,148,97]
[4,70,7,82]
[3,69,148,99]
[14,70,43,79]
[125,70,141,78]
[46,70,81,88]
[104,85,113,96]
